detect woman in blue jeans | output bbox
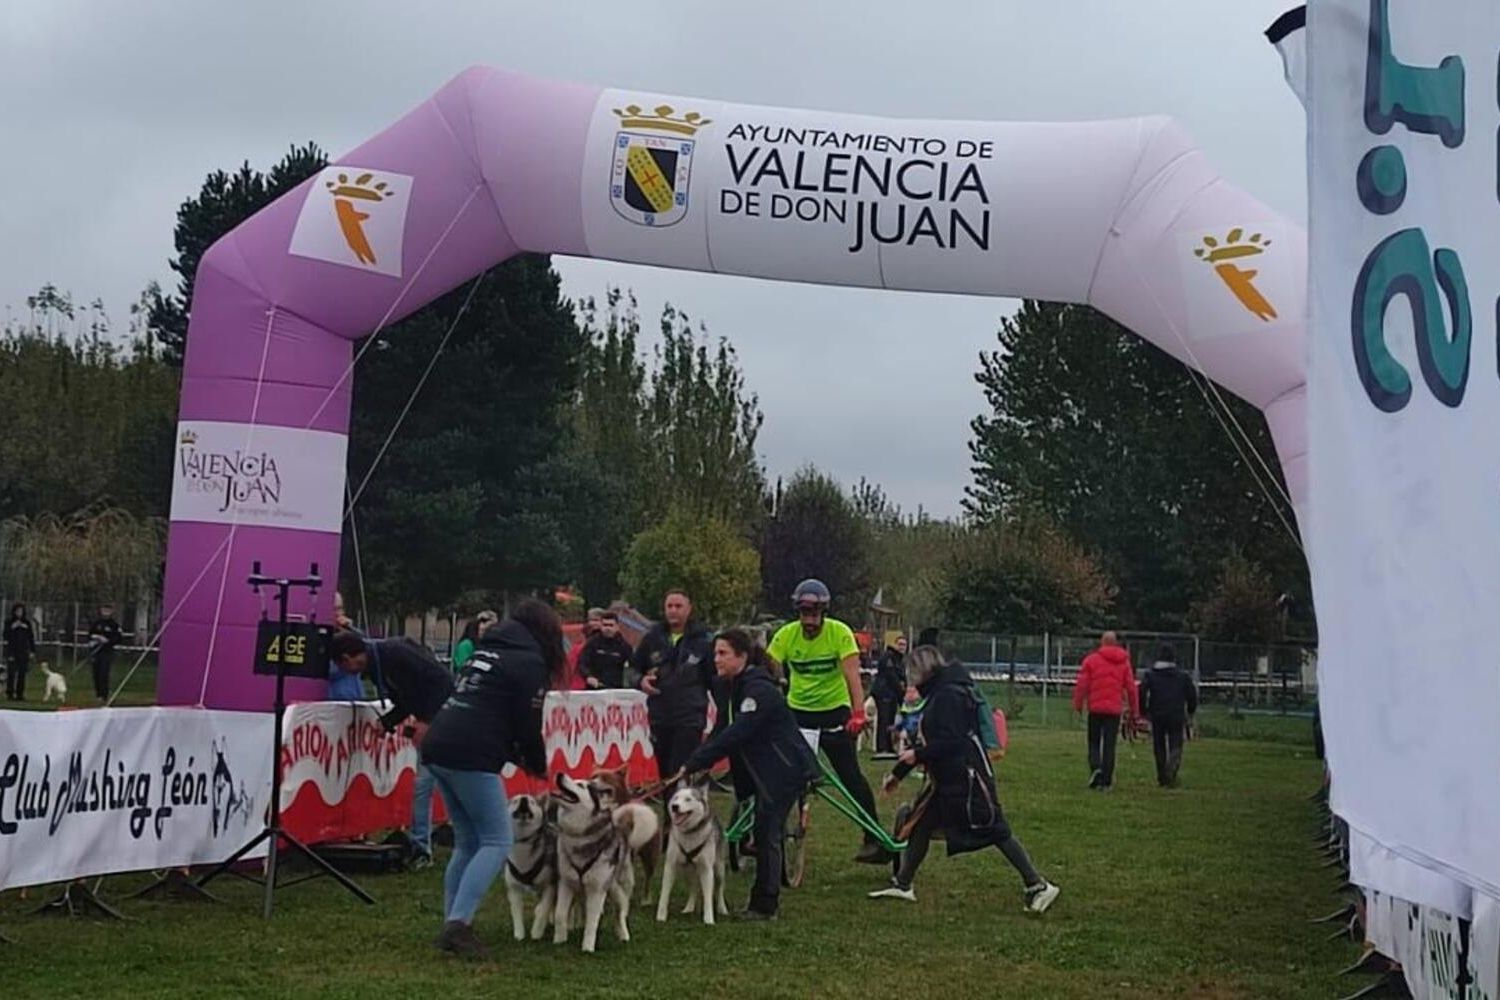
[419,599,563,958]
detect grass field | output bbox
[0,718,1365,999]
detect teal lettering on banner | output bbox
[1351,229,1471,411]
[1364,0,1465,147]
[1351,0,1471,412]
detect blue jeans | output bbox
[411,762,435,855]
[427,764,511,924]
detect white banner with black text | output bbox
[0,707,272,891]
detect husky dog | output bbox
[504,794,557,941]
[590,769,662,903]
[551,773,659,953]
[657,780,728,925]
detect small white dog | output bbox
[657,781,728,925]
[41,663,67,703]
[858,695,878,752]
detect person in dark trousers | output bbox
[678,627,817,921]
[630,590,715,780]
[1138,644,1199,788]
[871,645,1060,913]
[1072,631,1139,790]
[767,579,887,864]
[578,610,632,689]
[872,635,908,759]
[330,631,455,867]
[420,599,561,958]
[5,603,38,701]
[88,604,124,702]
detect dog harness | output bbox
[563,815,620,881]
[676,815,714,865]
[506,829,552,886]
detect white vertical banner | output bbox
[1309,0,1500,896]
[0,708,272,891]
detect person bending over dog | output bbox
[330,629,453,867]
[418,599,562,958]
[675,627,816,921]
[871,645,1060,914]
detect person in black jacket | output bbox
[5,603,38,701]
[872,635,907,759]
[871,645,1060,914]
[418,599,562,958]
[1139,644,1199,788]
[578,610,632,689]
[630,589,716,780]
[88,604,124,702]
[679,627,817,920]
[329,631,455,867]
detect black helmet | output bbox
[790,579,831,607]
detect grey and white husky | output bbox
[657,780,728,925]
[504,794,557,941]
[551,773,659,953]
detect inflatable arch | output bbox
[161,67,1308,710]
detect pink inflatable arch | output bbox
[161,67,1307,709]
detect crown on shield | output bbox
[613,104,712,136]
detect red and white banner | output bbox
[279,701,422,845]
[280,690,656,844]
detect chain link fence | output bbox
[914,629,1317,718]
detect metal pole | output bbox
[1008,635,1017,712]
[1041,632,1050,725]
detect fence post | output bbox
[1008,635,1017,711]
[1041,633,1050,725]
[989,635,997,680]
[1044,638,1056,722]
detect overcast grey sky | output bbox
[0,1,1305,517]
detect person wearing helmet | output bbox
[766,579,890,864]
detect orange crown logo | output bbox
[179,429,198,446]
[613,104,712,136]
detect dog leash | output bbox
[596,763,685,805]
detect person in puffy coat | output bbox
[1139,643,1199,787]
[1072,631,1139,790]
[629,590,716,779]
[869,645,1060,914]
[419,599,563,958]
[680,627,817,920]
[871,635,907,759]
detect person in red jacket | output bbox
[1072,631,1139,790]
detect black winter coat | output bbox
[578,634,632,689]
[873,647,905,701]
[683,664,816,804]
[1139,663,1199,724]
[369,637,454,730]
[893,663,1010,855]
[630,622,715,729]
[421,620,549,775]
[90,617,122,650]
[4,617,37,659]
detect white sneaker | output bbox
[868,885,916,902]
[1025,881,1060,914]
